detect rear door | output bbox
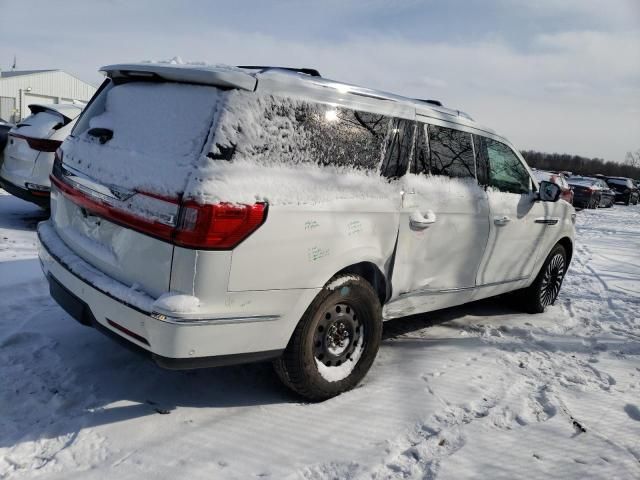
[390,122,490,313]
[474,136,549,285]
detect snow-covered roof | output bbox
[100,63,498,139]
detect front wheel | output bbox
[274,274,382,401]
[515,244,567,314]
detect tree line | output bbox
[521,149,640,179]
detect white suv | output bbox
[38,63,575,400]
[1,104,82,208]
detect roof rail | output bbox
[237,66,321,77]
[416,98,442,107]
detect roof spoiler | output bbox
[100,63,257,91]
[236,66,321,77]
[27,104,82,122]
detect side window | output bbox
[380,118,414,178]
[485,138,531,194]
[428,125,475,178]
[309,107,390,171]
[218,95,391,172]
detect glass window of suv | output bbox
[484,138,531,194]
[380,118,414,179]
[427,125,476,178]
[219,96,391,172]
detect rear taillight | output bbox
[174,202,267,249]
[50,162,267,249]
[11,133,62,152]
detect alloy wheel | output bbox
[540,253,565,307]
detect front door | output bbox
[474,136,548,285]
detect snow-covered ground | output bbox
[0,189,638,479]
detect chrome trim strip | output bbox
[59,163,135,201]
[534,218,559,225]
[150,312,281,326]
[399,276,528,297]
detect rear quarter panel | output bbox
[228,199,400,291]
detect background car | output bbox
[567,176,612,209]
[0,119,14,168]
[604,177,639,205]
[0,103,82,208]
[534,170,573,204]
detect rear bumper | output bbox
[46,273,282,368]
[0,174,50,208]
[37,222,314,369]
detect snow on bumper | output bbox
[37,221,318,367]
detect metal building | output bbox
[0,70,97,123]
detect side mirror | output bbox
[538,181,562,202]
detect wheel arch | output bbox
[335,261,388,306]
[557,236,573,265]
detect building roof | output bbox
[0,69,58,78]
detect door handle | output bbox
[494,216,511,226]
[410,210,437,230]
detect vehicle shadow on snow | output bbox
[0,193,49,231]
[382,296,516,340]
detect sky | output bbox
[1,0,638,161]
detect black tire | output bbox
[273,274,382,401]
[514,244,567,314]
[588,196,596,209]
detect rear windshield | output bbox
[64,80,223,196]
[14,110,65,139]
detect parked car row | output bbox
[0,103,82,208]
[533,168,639,209]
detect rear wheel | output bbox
[274,274,382,401]
[514,244,567,314]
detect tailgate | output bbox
[50,186,174,298]
[49,80,225,297]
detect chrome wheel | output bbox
[540,253,565,307]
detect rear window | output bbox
[14,110,65,139]
[63,81,224,196]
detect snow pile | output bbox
[186,158,398,205]
[63,82,223,197]
[406,173,487,204]
[152,293,200,314]
[14,111,64,139]
[326,275,359,291]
